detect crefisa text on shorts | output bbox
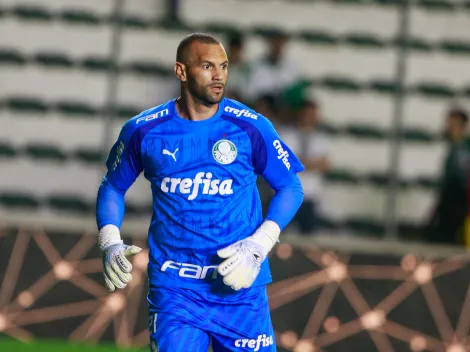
[234,334,274,351]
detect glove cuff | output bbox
[251,220,281,253]
[99,224,122,252]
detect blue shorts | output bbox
[147,285,276,352]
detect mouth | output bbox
[209,84,224,93]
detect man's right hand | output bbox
[101,243,142,291]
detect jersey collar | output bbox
[170,98,226,125]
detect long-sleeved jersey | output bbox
[97,98,304,290]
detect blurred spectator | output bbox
[279,99,331,234]
[423,108,470,245]
[254,95,281,123]
[225,32,251,104]
[247,30,301,117]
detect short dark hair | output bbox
[176,33,222,63]
[448,107,469,124]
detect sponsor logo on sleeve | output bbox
[273,140,291,170]
[112,141,124,171]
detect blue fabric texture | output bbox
[148,285,276,351]
[96,98,304,290]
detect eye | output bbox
[222,64,228,70]
[203,64,211,69]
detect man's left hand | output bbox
[217,237,268,291]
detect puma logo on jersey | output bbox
[273,140,291,170]
[162,148,178,161]
[161,172,233,200]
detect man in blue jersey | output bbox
[96,33,304,351]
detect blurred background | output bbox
[1,0,470,351]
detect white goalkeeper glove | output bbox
[217,221,281,291]
[99,225,142,292]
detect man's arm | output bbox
[217,116,304,290]
[264,175,304,232]
[96,120,144,291]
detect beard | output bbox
[186,75,225,105]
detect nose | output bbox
[212,67,224,81]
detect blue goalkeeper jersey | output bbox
[102,98,304,290]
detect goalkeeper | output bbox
[96,33,304,352]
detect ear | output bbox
[174,62,187,82]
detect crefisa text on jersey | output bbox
[224,106,258,120]
[161,172,233,200]
[272,140,291,170]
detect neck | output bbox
[176,89,219,121]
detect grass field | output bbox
[0,338,147,352]
[0,338,217,351]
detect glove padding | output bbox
[101,242,142,292]
[217,237,268,291]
